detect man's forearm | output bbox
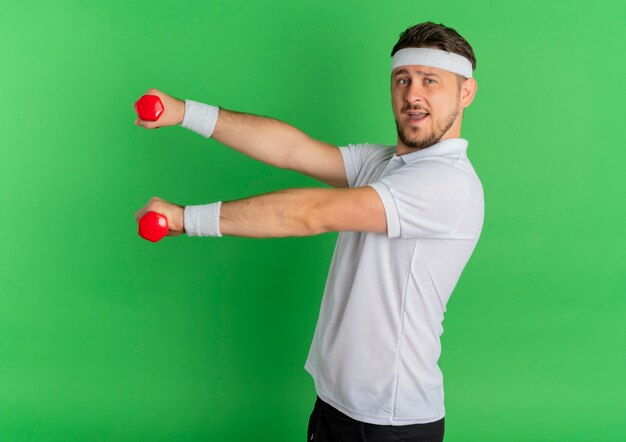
[219,188,323,238]
[210,108,308,170]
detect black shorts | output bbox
[307,396,445,442]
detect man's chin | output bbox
[401,131,437,150]
[394,119,441,150]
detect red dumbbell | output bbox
[138,211,169,242]
[135,94,164,122]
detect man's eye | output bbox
[426,78,437,84]
[398,79,408,85]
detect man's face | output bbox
[391,65,462,151]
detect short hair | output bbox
[391,21,477,81]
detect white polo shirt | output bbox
[304,137,484,425]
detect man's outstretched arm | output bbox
[134,88,348,188]
[135,187,387,239]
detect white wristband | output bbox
[184,202,223,237]
[181,99,220,138]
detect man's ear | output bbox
[460,78,478,108]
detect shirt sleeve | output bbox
[367,161,470,239]
[338,143,375,188]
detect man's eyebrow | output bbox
[392,69,440,78]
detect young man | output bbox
[134,21,482,442]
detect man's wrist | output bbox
[180,99,220,138]
[177,99,186,125]
[184,202,223,237]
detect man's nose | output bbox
[404,81,425,104]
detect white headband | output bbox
[391,47,473,78]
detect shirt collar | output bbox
[393,137,468,165]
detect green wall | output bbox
[1,0,624,440]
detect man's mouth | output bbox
[406,111,429,123]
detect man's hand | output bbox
[135,196,186,236]
[133,88,185,129]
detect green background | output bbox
[1,0,625,440]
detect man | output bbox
[134,21,482,442]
